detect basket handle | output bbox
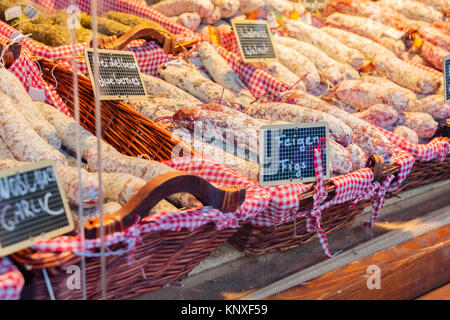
[95,24,197,54]
[84,172,246,238]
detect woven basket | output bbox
[229,159,399,255]
[14,223,236,300]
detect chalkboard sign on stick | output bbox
[0,161,74,257]
[231,19,277,63]
[444,55,450,102]
[84,48,147,100]
[259,123,330,186]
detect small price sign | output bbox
[258,123,330,186]
[0,161,74,257]
[444,55,450,102]
[231,19,277,63]
[84,48,148,100]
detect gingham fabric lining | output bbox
[379,127,449,162]
[0,257,24,300]
[0,32,72,115]
[0,20,171,77]
[31,0,198,42]
[29,156,271,253]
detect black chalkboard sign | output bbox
[258,123,330,186]
[84,48,147,100]
[231,20,277,63]
[0,161,74,257]
[444,55,450,102]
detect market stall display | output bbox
[0,0,448,300]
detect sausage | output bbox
[410,95,450,120]
[373,54,441,95]
[393,126,419,144]
[0,94,67,166]
[398,112,438,139]
[273,43,321,91]
[102,172,178,213]
[346,143,368,171]
[172,107,261,154]
[0,136,14,159]
[260,61,307,91]
[421,40,447,71]
[198,42,254,105]
[0,159,100,208]
[360,75,418,105]
[416,0,450,16]
[323,0,410,31]
[280,90,394,160]
[354,104,399,129]
[432,21,450,36]
[324,13,406,56]
[160,63,240,105]
[212,0,240,18]
[380,0,443,23]
[242,102,353,147]
[332,80,409,113]
[330,140,353,175]
[168,12,201,31]
[202,6,221,24]
[273,36,360,86]
[0,68,61,149]
[151,0,215,19]
[140,73,201,104]
[416,22,450,52]
[284,19,367,70]
[239,0,304,16]
[321,26,396,62]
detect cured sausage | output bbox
[399,112,438,138]
[354,104,399,129]
[284,19,367,70]
[151,0,215,19]
[242,102,353,147]
[273,36,360,86]
[260,61,307,91]
[411,95,450,120]
[380,0,443,23]
[393,126,419,144]
[346,143,368,171]
[0,94,67,166]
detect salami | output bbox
[160,63,240,105]
[168,12,201,30]
[416,0,450,16]
[242,102,353,147]
[284,19,367,70]
[346,143,368,171]
[421,40,447,71]
[360,75,417,104]
[0,159,100,208]
[102,172,178,213]
[354,104,399,129]
[432,21,450,36]
[213,0,240,18]
[380,0,443,23]
[273,36,360,85]
[198,42,254,105]
[321,26,396,62]
[399,112,438,139]
[260,61,307,91]
[329,140,353,175]
[273,43,321,91]
[151,0,215,19]
[393,126,419,144]
[324,13,406,56]
[0,68,61,149]
[0,136,14,159]
[416,22,450,52]
[0,94,67,166]
[140,73,201,104]
[332,80,409,113]
[239,0,304,17]
[411,95,450,121]
[172,107,261,154]
[373,54,441,95]
[323,0,410,31]
[202,6,221,24]
[280,90,394,159]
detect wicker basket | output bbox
[229,158,399,255]
[14,222,236,300]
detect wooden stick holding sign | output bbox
[258,122,330,186]
[84,48,148,101]
[231,19,277,63]
[0,161,74,257]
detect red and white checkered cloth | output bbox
[0,257,24,300]
[30,156,271,253]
